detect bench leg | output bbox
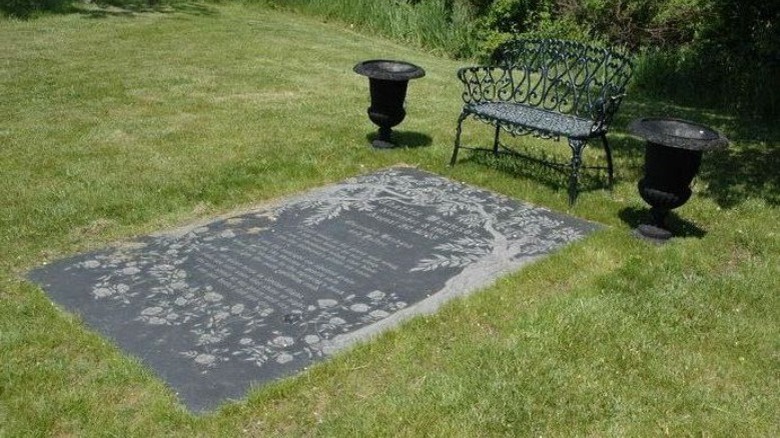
[492,124,501,155]
[600,133,614,187]
[450,112,469,166]
[568,138,586,205]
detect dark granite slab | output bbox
[28,167,600,412]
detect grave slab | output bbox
[28,167,600,412]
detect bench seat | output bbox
[465,102,598,139]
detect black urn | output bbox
[354,60,425,148]
[629,118,728,242]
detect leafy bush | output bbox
[628,0,780,117]
[1,0,70,18]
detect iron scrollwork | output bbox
[451,38,634,204]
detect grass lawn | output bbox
[1,2,778,435]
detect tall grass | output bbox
[631,47,780,119]
[263,0,481,58]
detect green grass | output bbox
[1,2,779,436]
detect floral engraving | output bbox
[32,167,598,410]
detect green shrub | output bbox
[1,0,70,18]
[629,0,779,118]
[472,0,592,57]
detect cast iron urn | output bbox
[629,118,728,242]
[354,60,425,148]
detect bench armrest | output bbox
[457,66,515,105]
[591,92,627,131]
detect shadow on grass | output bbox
[71,0,218,19]
[365,131,433,149]
[699,134,780,208]
[453,146,613,198]
[618,206,707,239]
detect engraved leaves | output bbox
[303,198,375,227]
[286,168,584,276]
[411,238,492,272]
[230,288,405,369]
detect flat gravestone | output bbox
[29,167,600,412]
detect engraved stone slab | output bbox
[28,167,600,412]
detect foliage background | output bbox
[261,0,778,118]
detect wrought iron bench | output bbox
[450,38,633,204]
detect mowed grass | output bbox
[1,3,778,436]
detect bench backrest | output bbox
[461,38,633,123]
